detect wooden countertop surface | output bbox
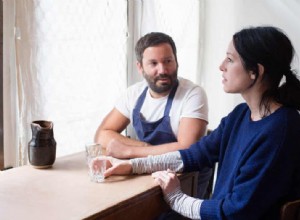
[0,152,197,220]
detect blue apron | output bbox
[132,82,178,145]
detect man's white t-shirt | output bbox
[115,77,209,139]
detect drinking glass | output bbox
[85,143,106,183]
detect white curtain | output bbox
[4,0,128,166]
[3,0,203,167]
[129,0,204,85]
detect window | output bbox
[3,0,203,168]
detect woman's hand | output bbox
[151,169,181,195]
[152,169,201,219]
[96,156,133,178]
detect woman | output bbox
[100,26,300,219]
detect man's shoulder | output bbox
[178,77,194,84]
[127,80,147,91]
[178,77,205,95]
[178,77,201,88]
[125,80,147,99]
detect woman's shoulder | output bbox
[257,107,300,142]
[276,107,300,129]
[271,106,300,124]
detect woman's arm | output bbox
[103,151,183,177]
[152,170,202,219]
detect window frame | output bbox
[0,1,4,170]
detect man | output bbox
[95,32,211,198]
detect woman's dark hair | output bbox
[135,32,178,64]
[233,26,300,116]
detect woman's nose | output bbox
[219,61,225,72]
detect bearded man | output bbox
[94,32,211,200]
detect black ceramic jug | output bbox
[28,120,56,168]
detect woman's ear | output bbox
[250,63,264,80]
[250,72,256,80]
[257,63,265,76]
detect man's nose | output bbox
[157,63,168,74]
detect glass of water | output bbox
[85,143,106,183]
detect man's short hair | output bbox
[135,32,178,64]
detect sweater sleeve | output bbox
[130,151,184,174]
[179,117,225,172]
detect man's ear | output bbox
[136,61,143,74]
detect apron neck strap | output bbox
[135,80,179,115]
[163,80,178,116]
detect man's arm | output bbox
[94,108,148,149]
[106,117,207,158]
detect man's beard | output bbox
[143,70,178,94]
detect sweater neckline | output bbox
[247,106,285,124]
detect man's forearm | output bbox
[96,131,188,159]
[95,130,147,148]
[127,142,186,158]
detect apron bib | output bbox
[132,82,178,145]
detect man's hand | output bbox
[102,156,133,178]
[106,139,132,159]
[151,169,180,195]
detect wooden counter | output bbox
[0,152,198,220]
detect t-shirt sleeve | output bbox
[114,81,146,121]
[180,85,209,123]
[114,91,130,119]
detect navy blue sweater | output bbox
[179,103,300,220]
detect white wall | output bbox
[201,0,300,129]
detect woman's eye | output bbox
[226,57,233,62]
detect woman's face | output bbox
[219,40,255,94]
